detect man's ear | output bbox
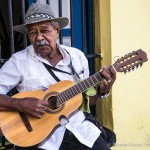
[56,28,60,33]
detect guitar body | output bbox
[0,80,83,147]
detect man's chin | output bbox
[35,47,49,56]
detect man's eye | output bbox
[29,32,36,36]
[42,30,50,33]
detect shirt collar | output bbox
[56,43,70,66]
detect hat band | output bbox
[26,13,55,23]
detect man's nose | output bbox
[36,32,44,40]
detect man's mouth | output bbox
[36,44,49,48]
[35,40,49,48]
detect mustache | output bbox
[35,40,49,48]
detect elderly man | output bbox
[0,2,116,150]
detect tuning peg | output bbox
[140,63,143,67]
[132,66,135,70]
[131,51,136,55]
[127,52,132,57]
[128,68,131,72]
[135,65,139,68]
[125,69,129,73]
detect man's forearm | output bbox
[0,94,20,111]
[89,94,99,106]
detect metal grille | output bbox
[0,0,97,64]
[0,0,69,60]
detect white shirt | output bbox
[0,43,100,150]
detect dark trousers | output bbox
[59,129,110,150]
[16,129,110,150]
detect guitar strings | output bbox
[48,72,102,109]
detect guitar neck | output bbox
[55,49,148,106]
[57,71,103,105]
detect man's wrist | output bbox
[96,86,110,100]
[100,91,110,99]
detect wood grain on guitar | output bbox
[0,49,148,147]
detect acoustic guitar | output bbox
[0,49,148,147]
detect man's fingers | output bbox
[100,70,112,82]
[41,100,49,106]
[107,79,111,83]
[100,66,116,82]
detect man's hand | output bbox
[17,97,49,119]
[89,66,116,105]
[99,66,116,95]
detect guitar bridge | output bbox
[19,112,33,132]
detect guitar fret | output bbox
[65,89,74,99]
[70,84,82,97]
[87,79,93,87]
[62,90,71,102]
[93,73,101,83]
[70,88,76,96]
[58,87,77,105]
[72,86,79,95]
[58,92,67,105]
[81,80,89,90]
[77,82,85,92]
[89,76,96,86]
[57,94,63,106]
[57,71,103,105]
[91,77,97,85]
[83,79,91,89]
[71,84,82,97]
[91,74,97,84]
[74,84,83,93]
[88,76,96,87]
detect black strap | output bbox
[63,48,81,79]
[42,48,81,82]
[43,63,61,82]
[44,63,72,75]
[70,60,80,79]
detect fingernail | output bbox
[108,79,111,83]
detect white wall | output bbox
[110,0,150,150]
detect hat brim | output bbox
[13,17,69,34]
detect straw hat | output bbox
[13,2,69,34]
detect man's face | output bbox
[27,21,59,57]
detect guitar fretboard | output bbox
[57,71,103,106]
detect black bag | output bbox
[84,112,116,148]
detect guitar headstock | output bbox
[112,49,148,73]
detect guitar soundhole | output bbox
[48,96,59,110]
[44,92,64,114]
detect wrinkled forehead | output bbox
[26,21,53,30]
